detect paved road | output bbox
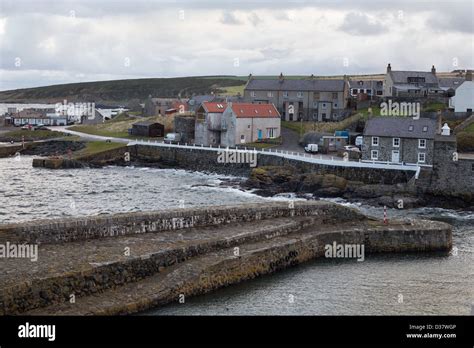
[49,126,131,144]
[275,127,305,153]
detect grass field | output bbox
[281,113,367,135]
[69,113,182,139]
[74,141,127,158]
[0,129,65,142]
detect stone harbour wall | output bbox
[0,202,365,245]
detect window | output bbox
[422,126,428,132]
[418,153,426,163]
[312,101,318,108]
[248,125,251,129]
[419,139,426,149]
[371,150,378,160]
[332,92,338,99]
[408,125,414,132]
[267,91,273,98]
[372,137,379,146]
[393,138,400,147]
[366,89,372,95]
[250,91,256,97]
[322,103,327,109]
[352,89,358,94]
[266,128,276,138]
[334,103,338,108]
[297,92,304,98]
[283,91,289,98]
[240,135,245,140]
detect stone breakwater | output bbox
[0,201,452,316]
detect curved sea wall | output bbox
[0,202,452,315]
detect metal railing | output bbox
[127,139,419,172]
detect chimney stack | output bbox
[437,111,442,134]
[431,65,436,74]
[387,63,392,73]
[279,72,284,83]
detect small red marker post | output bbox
[383,205,388,224]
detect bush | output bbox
[456,132,474,152]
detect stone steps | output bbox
[23,218,451,316]
[0,215,322,315]
[23,222,356,315]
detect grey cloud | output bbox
[248,13,262,26]
[426,5,474,34]
[339,11,388,36]
[220,11,242,25]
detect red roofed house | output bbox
[194,102,281,146]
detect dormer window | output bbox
[408,125,414,131]
[422,126,428,132]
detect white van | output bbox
[304,144,319,153]
[164,133,181,144]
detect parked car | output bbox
[304,144,319,153]
[344,145,361,152]
[34,124,47,130]
[164,133,181,144]
[21,125,31,130]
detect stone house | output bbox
[144,97,189,116]
[362,117,440,165]
[12,109,67,126]
[194,102,281,147]
[383,63,445,98]
[243,74,350,122]
[349,79,384,98]
[448,71,474,113]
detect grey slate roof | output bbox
[349,79,383,89]
[188,94,215,106]
[245,78,345,92]
[438,77,465,90]
[389,71,438,85]
[364,117,437,139]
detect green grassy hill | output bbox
[0,77,246,105]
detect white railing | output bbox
[127,139,419,171]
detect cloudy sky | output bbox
[0,0,472,91]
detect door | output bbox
[257,129,262,140]
[391,150,400,163]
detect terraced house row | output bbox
[243,73,351,122]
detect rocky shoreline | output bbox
[240,165,473,210]
[26,143,474,210]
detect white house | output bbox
[450,71,474,113]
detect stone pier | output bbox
[0,202,452,315]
